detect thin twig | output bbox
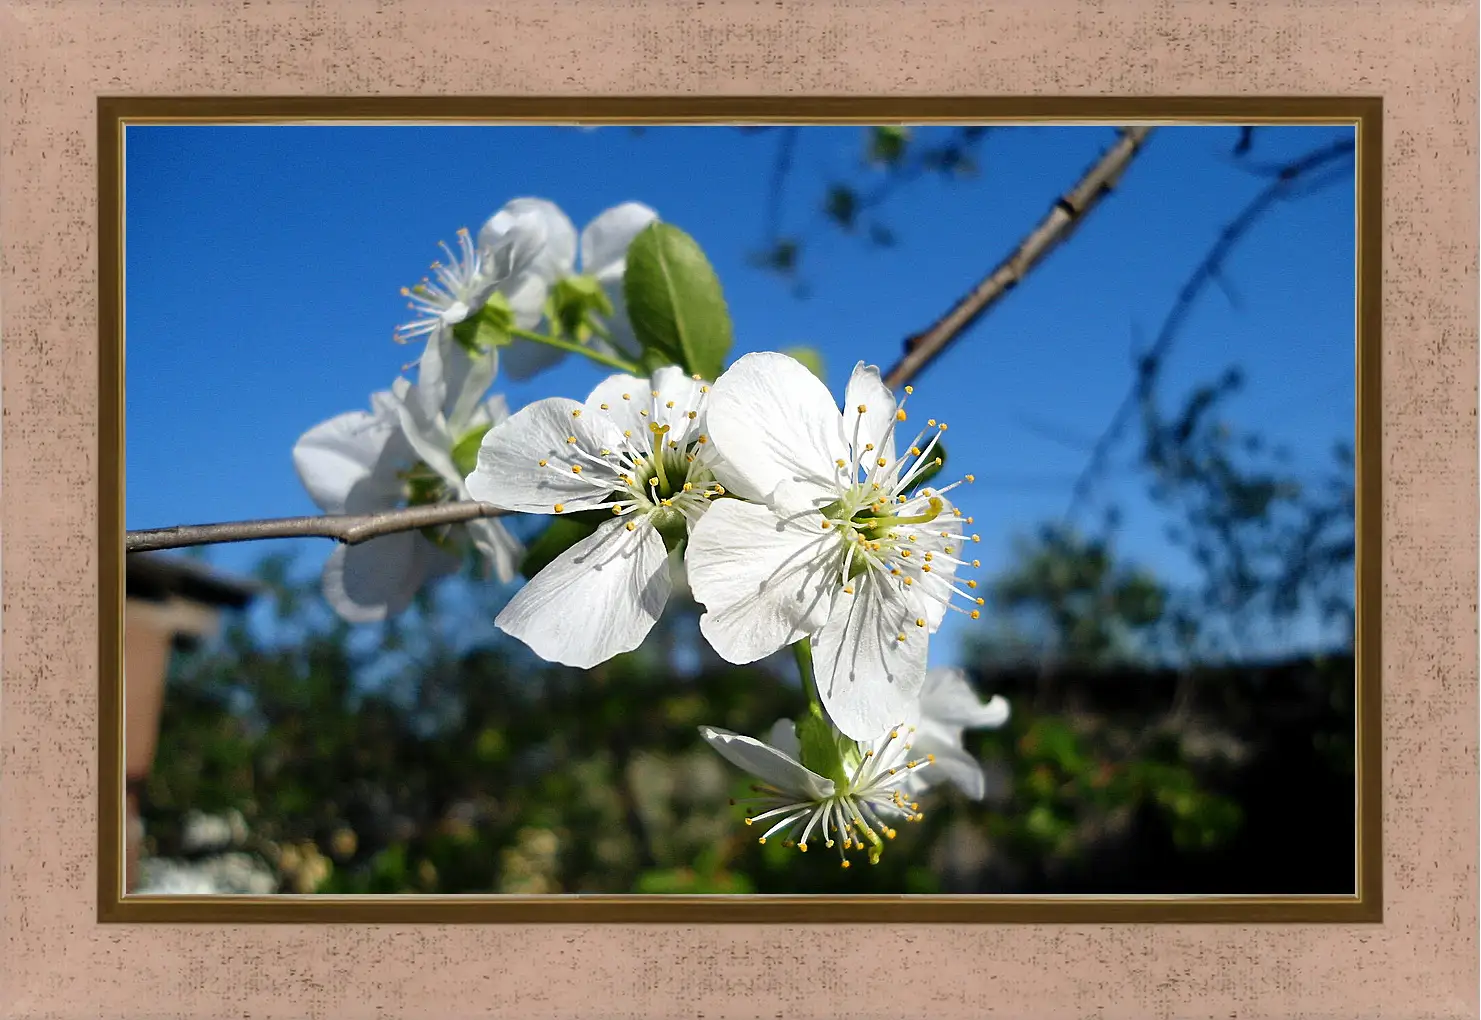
[126,502,509,554]
[1060,136,1356,523]
[881,126,1156,391]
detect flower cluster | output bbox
[293,195,1009,869]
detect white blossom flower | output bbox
[477,198,658,379]
[465,365,722,667]
[700,718,933,867]
[292,391,462,623]
[897,667,1010,800]
[685,351,986,740]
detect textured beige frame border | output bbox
[3,1,1475,1016]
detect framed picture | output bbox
[4,2,1475,1018]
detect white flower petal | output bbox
[479,198,577,283]
[321,532,458,624]
[704,352,848,506]
[810,572,929,741]
[766,718,803,760]
[465,397,619,512]
[388,378,462,490]
[466,517,523,584]
[911,737,987,800]
[581,202,659,280]
[293,400,406,514]
[687,498,840,664]
[585,365,707,450]
[697,726,835,800]
[921,669,1011,729]
[842,361,901,472]
[415,333,500,437]
[495,517,670,668]
[499,333,570,380]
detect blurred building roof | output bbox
[126,552,260,609]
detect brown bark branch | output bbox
[125,502,510,555]
[881,126,1155,391]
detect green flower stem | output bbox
[506,327,641,374]
[792,639,826,723]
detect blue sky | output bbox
[124,123,1356,666]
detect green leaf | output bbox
[783,346,826,381]
[518,515,601,579]
[623,222,733,381]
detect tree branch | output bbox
[1060,136,1356,523]
[125,126,1153,557]
[881,126,1155,391]
[126,502,511,555]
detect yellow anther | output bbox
[924,552,933,560]
[970,610,981,619]
[895,409,907,421]
[538,459,548,467]
[842,586,854,595]
[975,597,986,606]
[877,458,887,467]
[971,535,981,543]
[600,402,610,410]
[683,482,693,491]
[571,465,582,474]
[841,860,851,869]
[687,411,698,419]
[651,390,660,397]
[836,459,847,468]
[967,516,975,524]
[757,837,766,845]
[928,418,937,427]
[798,842,808,852]
[903,577,914,586]
[939,423,948,431]
[972,559,981,568]
[626,521,637,532]
[934,457,943,466]
[692,373,702,380]
[623,430,632,438]
[898,495,908,504]
[743,817,754,826]
[700,385,709,393]
[821,520,832,530]
[900,549,911,558]
[666,400,675,409]
[857,404,868,414]
[967,580,978,589]
[922,564,932,573]
[915,618,926,628]
[896,634,906,642]
[639,410,649,417]
[566,436,577,444]
[698,435,709,444]
[904,385,914,394]
[571,409,582,418]
[965,473,976,483]
[622,393,631,400]
[553,503,565,513]
[944,545,954,553]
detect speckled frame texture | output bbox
[3,1,1476,1018]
